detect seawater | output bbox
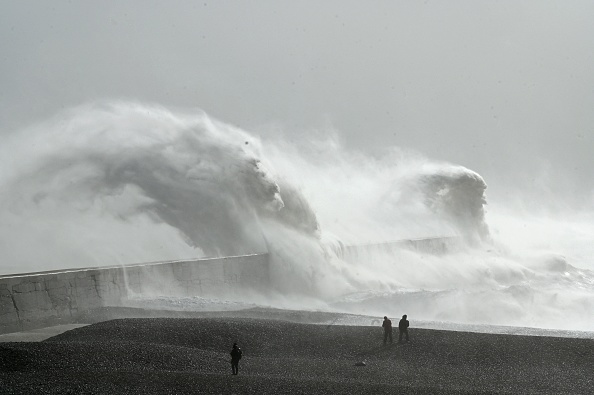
[1,101,592,332]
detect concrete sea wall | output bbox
[0,254,269,334]
[0,237,459,334]
[339,237,461,263]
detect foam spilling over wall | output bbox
[1,102,592,331]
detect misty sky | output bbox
[2,1,593,207]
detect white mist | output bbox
[1,102,592,332]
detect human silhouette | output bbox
[230,342,242,375]
[382,316,393,344]
[399,314,409,343]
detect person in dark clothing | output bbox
[399,314,409,343]
[230,343,242,375]
[382,316,393,344]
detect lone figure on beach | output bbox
[382,316,393,344]
[230,342,242,375]
[399,314,409,343]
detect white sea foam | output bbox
[1,101,592,332]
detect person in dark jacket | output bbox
[382,316,393,344]
[399,314,409,343]
[230,343,242,375]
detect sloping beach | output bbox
[1,311,592,394]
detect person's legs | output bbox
[398,330,403,343]
[232,362,238,374]
[389,330,393,343]
[383,330,388,344]
[405,330,409,342]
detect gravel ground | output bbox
[0,317,592,394]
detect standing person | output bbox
[230,342,242,375]
[382,316,393,344]
[399,314,410,343]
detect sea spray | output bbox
[1,101,592,331]
[0,102,283,268]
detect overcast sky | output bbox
[2,1,593,207]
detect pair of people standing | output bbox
[382,315,409,344]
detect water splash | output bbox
[1,101,592,331]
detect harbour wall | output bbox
[338,236,461,263]
[0,254,269,334]
[0,237,460,334]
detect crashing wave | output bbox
[2,101,592,331]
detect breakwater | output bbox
[338,236,461,263]
[0,254,268,334]
[0,237,459,334]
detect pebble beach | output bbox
[1,311,592,394]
